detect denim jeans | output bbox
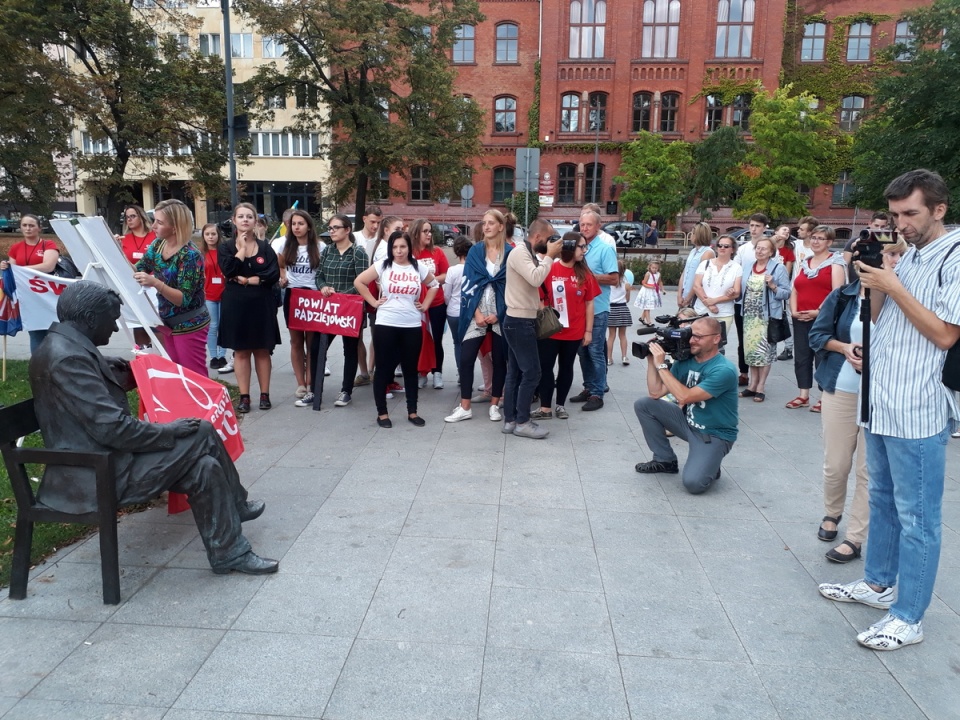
[863,426,949,624]
[502,315,540,424]
[577,310,609,397]
[446,316,461,385]
[205,300,225,360]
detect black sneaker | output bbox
[237,396,251,414]
[582,395,604,411]
[635,459,679,474]
[777,348,793,361]
[259,393,272,410]
[569,390,590,403]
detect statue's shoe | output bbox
[238,500,266,522]
[213,551,279,575]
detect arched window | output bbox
[732,93,751,131]
[847,22,872,61]
[557,163,577,204]
[569,0,606,59]
[585,163,604,203]
[839,96,865,132]
[493,167,515,204]
[642,0,681,59]
[453,25,475,63]
[561,93,581,133]
[588,92,608,132]
[801,22,826,61]
[715,0,755,58]
[496,23,519,63]
[410,166,431,202]
[704,94,723,132]
[633,92,652,132]
[494,96,517,133]
[660,92,680,132]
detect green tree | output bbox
[503,190,539,228]
[851,0,960,218]
[734,87,837,221]
[236,0,486,225]
[690,127,747,219]
[615,131,692,224]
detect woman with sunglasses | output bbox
[531,232,600,420]
[693,234,743,337]
[409,218,449,390]
[678,222,715,309]
[786,225,845,412]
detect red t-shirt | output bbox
[778,245,795,265]
[415,248,449,307]
[203,248,225,302]
[543,263,601,342]
[120,231,157,265]
[794,258,836,312]
[8,239,58,267]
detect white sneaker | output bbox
[324,364,332,377]
[418,374,428,389]
[334,391,351,407]
[489,405,502,422]
[294,392,315,407]
[433,372,444,389]
[952,430,960,438]
[295,385,308,399]
[218,361,234,374]
[857,613,923,650]
[818,579,895,609]
[444,405,473,423]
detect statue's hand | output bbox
[170,418,202,438]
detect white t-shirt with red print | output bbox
[374,260,431,328]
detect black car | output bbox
[602,221,650,247]
[432,222,461,247]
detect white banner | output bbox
[9,266,76,332]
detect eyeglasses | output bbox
[716,244,733,249]
[328,225,348,231]
[421,228,432,233]
[690,333,719,340]
[576,244,587,250]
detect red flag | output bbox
[131,355,245,514]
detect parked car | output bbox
[44,211,86,232]
[602,221,650,247]
[728,227,774,244]
[550,222,577,237]
[0,216,19,233]
[432,222,461,247]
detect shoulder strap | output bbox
[937,241,960,286]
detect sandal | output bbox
[825,540,862,563]
[739,388,757,398]
[818,514,842,542]
[785,396,809,409]
[810,400,822,413]
[753,392,765,403]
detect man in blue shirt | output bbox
[569,210,619,411]
[633,317,738,494]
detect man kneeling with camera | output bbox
[634,317,739,494]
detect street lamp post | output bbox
[222,0,238,208]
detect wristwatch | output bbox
[657,363,669,371]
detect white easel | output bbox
[50,217,168,358]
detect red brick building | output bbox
[382,0,928,237]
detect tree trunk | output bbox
[352,159,370,230]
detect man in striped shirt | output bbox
[819,169,960,650]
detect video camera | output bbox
[852,229,899,269]
[631,313,727,363]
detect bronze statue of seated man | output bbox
[28,281,278,575]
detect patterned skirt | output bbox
[608,302,633,328]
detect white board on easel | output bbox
[51,216,168,357]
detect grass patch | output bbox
[0,358,144,589]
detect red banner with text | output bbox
[287,289,363,337]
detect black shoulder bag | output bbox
[939,242,960,391]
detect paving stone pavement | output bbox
[2,296,959,720]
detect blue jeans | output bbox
[502,315,540,424]
[205,300,225,360]
[863,426,948,624]
[577,310,609,397]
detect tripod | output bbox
[859,288,871,424]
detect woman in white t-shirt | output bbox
[354,230,439,428]
[692,234,743,335]
[442,236,472,389]
[279,210,323,402]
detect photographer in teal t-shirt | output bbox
[633,317,739,494]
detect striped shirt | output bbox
[864,229,960,438]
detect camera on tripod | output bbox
[852,229,899,268]
[631,313,727,363]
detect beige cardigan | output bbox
[505,243,554,319]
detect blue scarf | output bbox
[457,241,512,343]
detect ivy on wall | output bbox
[692,77,763,105]
[527,60,541,147]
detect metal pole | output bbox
[524,151,530,227]
[222,0,238,207]
[591,98,600,204]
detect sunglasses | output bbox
[716,244,734,249]
[328,225,349,231]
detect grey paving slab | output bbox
[280,530,396,579]
[499,476,585,509]
[589,509,693,551]
[0,697,18,717]
[324,639,483,720]
[401,500,500,541]
[246,464,344,496]
[1,699,164,720]
[0,618,98,697]
[381,536,495,588]
[416,472,503,505]
[162,711,279,720]
[493,543,603,593]
[478,646,629,720]
[620,656,778,720]
[28,624,224,707]
[580,478,674,515]
[496,505,593,547]
[306,495,413,535]
[65,522,194,568]
[172,631,352,717]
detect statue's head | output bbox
[57,282,123,347]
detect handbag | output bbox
[535,306,562,339]
[765,287,791,344]
[52,255,82,279]
[939,242,960,391]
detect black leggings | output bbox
[537,337,582,407]
[792,318,818,391]
[734,303,748,374]
[426,303,446,373]
[373,324,421,416]
[459,330,506,400]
